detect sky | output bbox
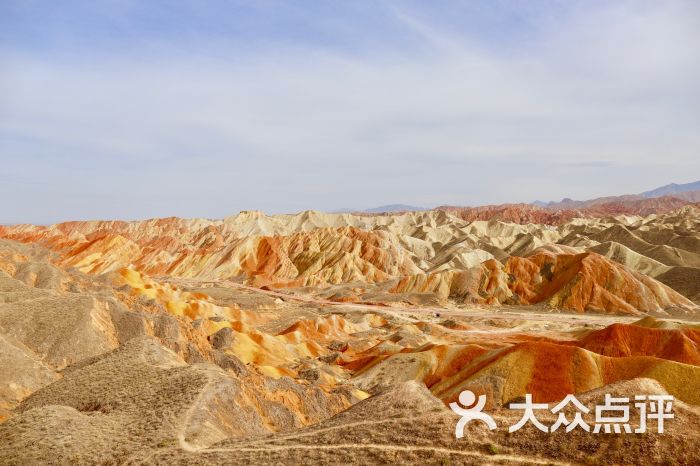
[1,0,699,223]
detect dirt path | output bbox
[166,277,661,328]
[198,442,574,465]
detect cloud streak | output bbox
[1,0,699,223]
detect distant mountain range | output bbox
[335,181,700,215]
[364,204,428,213]
[532,180,700,209]
[333,204,427,214]
[640,180,700,198]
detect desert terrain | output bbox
[1,198,700,465]
[4,0,700,463]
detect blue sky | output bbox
[1,0,699,223]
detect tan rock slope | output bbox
[1,205,698,313]
[142,378,700,466]
[1,204,699,464]
[0,240,360,425]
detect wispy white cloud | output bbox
[1,0,699,223]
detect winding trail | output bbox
[166,277,668,327]
[194,442,573,465]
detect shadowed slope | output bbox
[135,379,700,466]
